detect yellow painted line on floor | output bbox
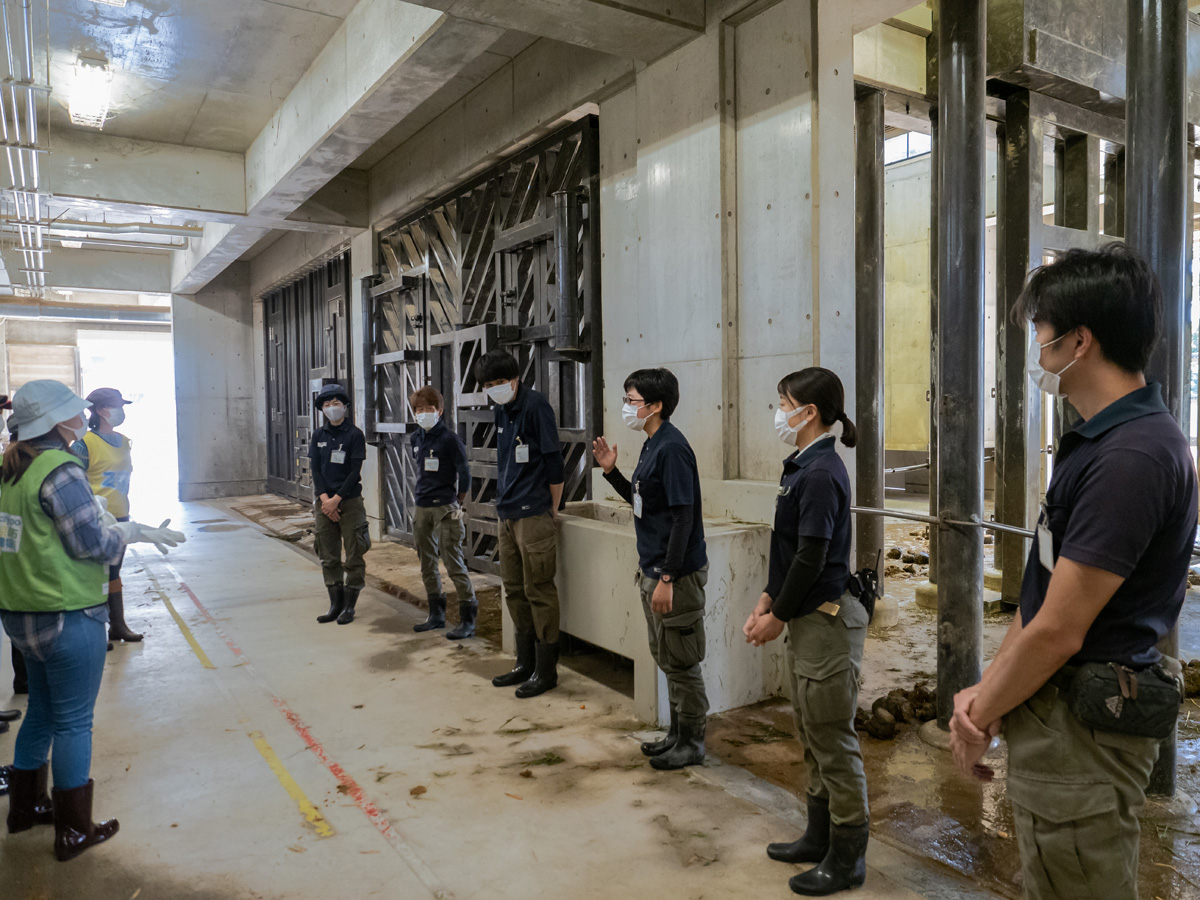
[248,731,335,838]
[141,565,216,670]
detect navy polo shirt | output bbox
[412,420,470,507]
[1020,383,1198,668]
[630,421,707,578]
[308,419,367,500]
[494,385,565,520]
[766,434,852,608]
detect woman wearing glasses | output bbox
[591,368,709,770]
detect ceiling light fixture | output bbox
[60,240,83,249]
[69,56,113,129]
[87,0,128,7]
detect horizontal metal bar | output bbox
[0,79,50,94]
[493,216,553,253]
[372,422,409,434]
[371,350,410,365]
[370,269,425,297]
[849,505,1035,539]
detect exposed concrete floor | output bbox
[0,498,1006,899]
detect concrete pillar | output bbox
[1125,0,1189,799]
[854,85,885,580]
[348,229,383,540]
[935,0,986,726]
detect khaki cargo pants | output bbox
[313,495,371,588]
[638,567,709,720]
[786,593,869,826]
[498,513,560,644]
[1005,682,1159,900]
[413,505,476,604]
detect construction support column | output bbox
[855,86,885,581]
[935,0,986,726]
[1126,0,1189,798]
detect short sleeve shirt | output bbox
[494,385,566,520]
[1019,383,1198,668]
[629,421,707,578]
[767,434,852,609]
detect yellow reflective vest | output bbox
[82,430,133,518]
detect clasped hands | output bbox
[743,592,785,647]
[949,684,1002,782]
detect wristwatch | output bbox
[659,573,674,584]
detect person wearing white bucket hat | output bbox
[0,380,185,862]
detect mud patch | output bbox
[415,742,475,757]
[365,641,424,672]
[651,813,720,867]
[198,523,249,533]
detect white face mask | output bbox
[622,402,647,432]
[415,412,439,431]
[774,406,809,446]
[1027,333,1078,398]
[486,382,516,406]
[104,407,125,428]
[324,403,346,424]
[62,415,87,443]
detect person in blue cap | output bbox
[308,383,370,625]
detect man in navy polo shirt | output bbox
[409,386,477,639]
[592,368,710,770]
[950,245,1198,900]
[476,349,565,698]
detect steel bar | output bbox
[552,189,582,356]
[1126,0,1189,799]
[855,85,886,585]
[935,0,986,727]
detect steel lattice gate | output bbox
[367,117,602,573]
[265,251,352,503]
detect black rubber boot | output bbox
[515,641,559,699]
[337,587,360,625]
[649,714,706,770]
[414,594,447,632]
[0,708,19,722]
[7,764,54,833]
[641,708,679,757]
[12,647,27,694]
[788,822,869,896]
[445,601,477,640]
[107,591,143,642]
[53,780,119,863]
[317,584,345,624]
[492,631,536,687]
[0,765,8,797]
[768,794,831,863]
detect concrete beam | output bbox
[1,246,171,294]
[399,1,703,61]
[854,21,927,95]
[851,0,930,33]
[174,1,512,294]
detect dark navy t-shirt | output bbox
[308,419,367,500]
[412,420,470,507]
[494,385,566,520]
[1020,383,1198,668]
[630,421,707,578]
[766,434,852,611]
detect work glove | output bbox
[93,496,117,528]
[113,519,187,554]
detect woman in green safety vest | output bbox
[0,380,185,863]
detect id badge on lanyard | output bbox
[515,438,530,465]
[424,451,439,472]
[1036,501,1055,573]
[330,445,347,465]
[633,482,643,518]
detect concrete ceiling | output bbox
[47,0,359,152]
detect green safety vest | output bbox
[0,449,106,613]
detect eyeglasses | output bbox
[621,395,646,407]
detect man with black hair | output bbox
[476,349,565,698]
[309,383,370,626]
[950,244,1198,900]
[592,367,710,769]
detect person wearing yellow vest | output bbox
[0,380,185,862]
[72,387,140,647]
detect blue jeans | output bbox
[1,609,108,789]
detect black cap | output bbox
[315,383,350,408]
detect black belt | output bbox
[1047,665,1079,692]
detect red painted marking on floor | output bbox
[161,562,402,847]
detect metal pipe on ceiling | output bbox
[41,219,203,237]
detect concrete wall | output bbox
[173,262,267,500]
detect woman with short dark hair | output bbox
[592,367,711,770]
[745,367,869,896]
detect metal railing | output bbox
[850,505,1035,539]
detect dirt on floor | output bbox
[222,495,1200,899]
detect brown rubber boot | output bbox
[53,780,119,862]
[7,764,54,832]
[107,591,143,642]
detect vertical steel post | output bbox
[855,86,886,580]
[935,0,986,726]
[1126,0,1189,798]
[552,189,582,357]
[997,92,1045,606]
[928,109,940,583]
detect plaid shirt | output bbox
[0,435,119,659]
